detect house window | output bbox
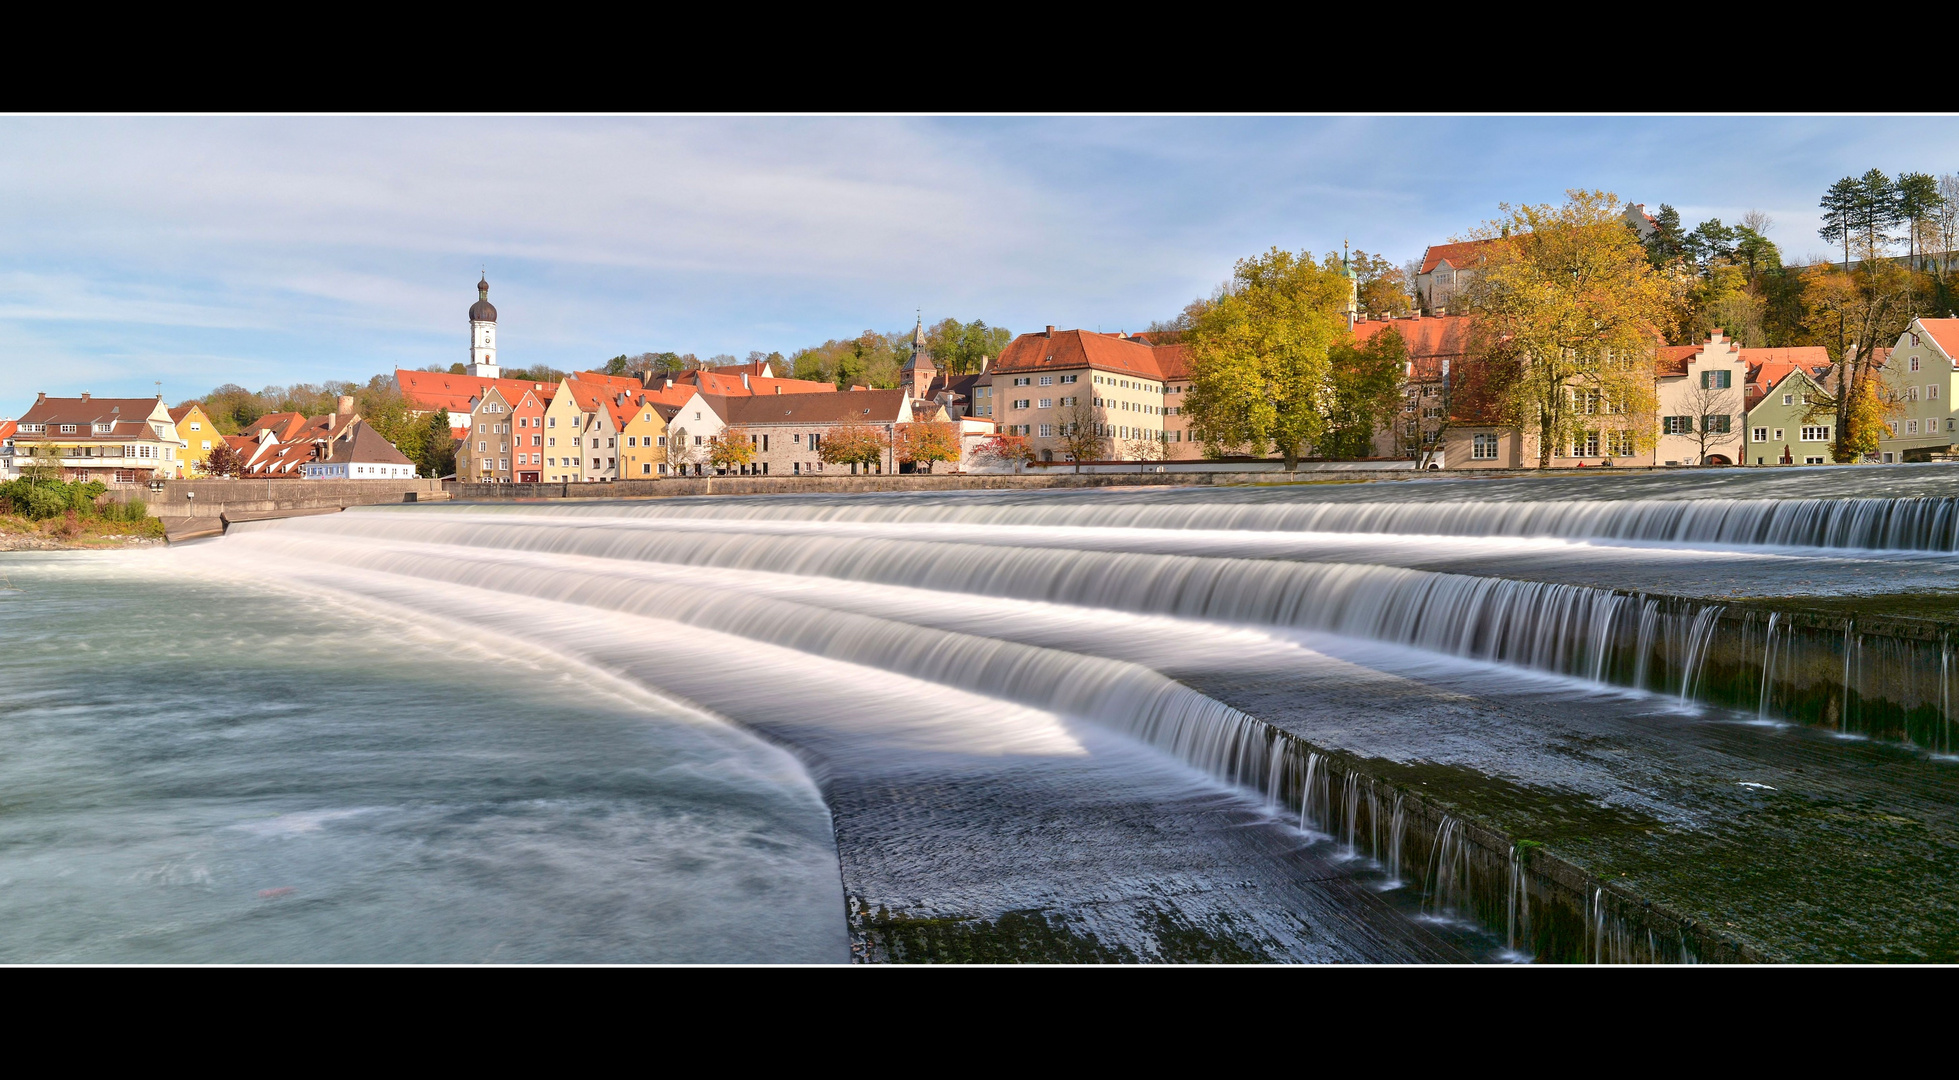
[1805,456,1827,464]
[657,436,667,446]
[694,436,703,445]
[1782,394,1793,407]
[1663,416,1691,435]
[1013,399,1030,410]
[1061,374,1078,384]
[60,424,75,433]
[1752,427,1768,442]
[1039,375,1053,386]
[1801,426,1831,442]
[642,463,652,474]
[1705,415,1731,434]
[1774,428,1784,441]
[477,441,486,452]
[1013,377,1031,387]
[1607,430,1635,457]
[1701,370,1732,389]
[1911,356,1922,371]
[1038,398,1052,409]
[1038,424,1054,437]
[1930,384,1941,400]
[1887,421,1900,436]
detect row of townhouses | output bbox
[0,393,415,484]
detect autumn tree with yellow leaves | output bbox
[1463,190,1676,469]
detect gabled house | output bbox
[12,393,183,483]
[1874,317,1959,461]
[166,403,222,478]
[1414,240,1503,315]
[302,419,418,480]
[1654,331,1748,466]
[1742,350,1834,465]
[460,379,555,483]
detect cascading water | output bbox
[79,476,1959,962]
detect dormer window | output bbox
[95,423,112,433]
[60,424,76,434]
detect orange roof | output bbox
[1152,344,1191,382]
[1353,315,1476,358]
[992,328,1167,380]
[1739,347,1831,396]
[1420,239,1503,274]
[0,419,16,441]
[677,369,837,397]
[1655,345,1702,378]
[166,404,208,425]
[571,371,646,393]
[1916,318,1959,359]
[476,378,556,411]
[242,411,309,441]
[397,370,500,414]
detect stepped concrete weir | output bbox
[155,465,1959,961]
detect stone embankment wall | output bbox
[118,478,447,519]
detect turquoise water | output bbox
[0,552,847,963]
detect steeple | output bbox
[902,311,936,396]
[1342,239,1359,330]
[468,273,500,378]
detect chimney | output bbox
[665,378,674,390]
[980,355,989,372]
[337,395,354,416]
[775,385,782,395]
[36,392,45,402]
[741,372,750,390]
[79,392,90,401]
[1045,326,1054,337]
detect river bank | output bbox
[0,518,165,551]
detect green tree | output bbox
[1897,171,1941,271]
[1320,326,1408,458]
[1182,247,1349,470]
[924,318,1013,374]
[602,354,630,376]
[1819,176,1863,267]
[418,409,456,477]
[1643,204,1687,267]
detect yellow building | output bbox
[539,378,588,483]
[168,403,221,478]
[618,394,670,479]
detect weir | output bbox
[186,474,1959,961]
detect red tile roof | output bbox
[1151,344,1191,382]
[1655,345,1702,378]
[992,328,1167,380]
[1419,239,1502,275]
[1353,315,1476,358]
[0,419,15,441]
[475,378,557,412]
[1916,318,1959,360]
[676,369,837,397]
[396,370,501,414]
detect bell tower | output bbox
[468,274,499,377]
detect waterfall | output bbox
[555,493,1959,552]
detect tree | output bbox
[818,418,888,474]
[1182,247,1349,470]
[199,440,246,478]
[1897,172,1942,272]
[447,363,466,375]
[1684,218,1737,270]
[602,354,630,376]
[705,429,757,473]
[664,425,699,475]
[418,409,456,477]
[1347,250,1412,318]
[923,319,1014,375]
[1463,189,1674,469]
[1122,434,1167,472]
[1321,326,1408,458]
[1679,374,1744,465]
[1800,257,1914,461]
[892,422,961,473]
[1643,204,1687,268]
[1058,397,1107,471]
[1819,176,1863,267]
[971,434,1034,473]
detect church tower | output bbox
[468,275,499,378]
[901,313,937,398]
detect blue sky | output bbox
[5,115,1958,413]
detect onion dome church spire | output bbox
[468,273,500,377]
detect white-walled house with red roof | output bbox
[11,394,184,483]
